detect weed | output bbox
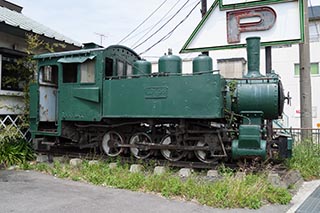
[287,141,320,180]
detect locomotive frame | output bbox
[30,37,292,164]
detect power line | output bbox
[133,0,191,50]
[120,25,155,44]
[139,1,200,55]
[130,0,183,48]
[118,0,168,44]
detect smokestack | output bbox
[245,37,263,78]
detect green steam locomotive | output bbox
[30,37,292,163]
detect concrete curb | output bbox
[287,179,320,213]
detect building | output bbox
[0,0,81,115]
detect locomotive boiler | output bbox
[29,37,292,163]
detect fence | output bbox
[0,115,31,142]
[275,128,320,144]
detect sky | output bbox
[10,0,320,59]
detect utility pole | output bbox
[201,0,207,17]
[299,0,312,140]
[201,0,209,56]
[265,46,272,73]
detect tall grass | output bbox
[287,140,320,180]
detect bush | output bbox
[0,126,34,167]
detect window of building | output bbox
[80,60,95,83]
[310,22,320,42]
[63,63,78,83]
[294,63,319,76]
[0,54,26,91]
[105,57,113,78]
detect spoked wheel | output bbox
[101,131,124,157]
[129,132,152,159]
[160,135,185,161]
[194,139,222,164]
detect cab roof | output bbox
[33,45,141,60]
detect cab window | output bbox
[105,57,113,78]
[80,60,95,83]
[39,65,58,85]
[117,60,124,77]
[127,64,133,77]
[63,63,78,83]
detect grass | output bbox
[21,160,292,209]
[287,141,320,180]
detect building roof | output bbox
[309,6,320,20]
[0,4,81,47]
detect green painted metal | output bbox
[103,73,224,118]
[234,79,280,119]
[232,124,267,160]
[240,111,264,125]
[33,48,103,60]
[238,125,261,148]
[287,137,293,158]
[72,87,100,103]
[192,54,213,73]
[57,55,95,63]
[29,82,39,135]
[180,39,303,53]
[158,54,182,74]
[59,75,101,122]
[245,37,262,78]
[133,60,151,75]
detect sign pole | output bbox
[299,0,312,140]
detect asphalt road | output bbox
[0,170,290,213]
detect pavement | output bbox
[0,170,319,213]
[287,179,320,213]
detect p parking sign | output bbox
[180,0,303,53]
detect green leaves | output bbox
[0,126,35,167]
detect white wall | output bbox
[0,32,27,115]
